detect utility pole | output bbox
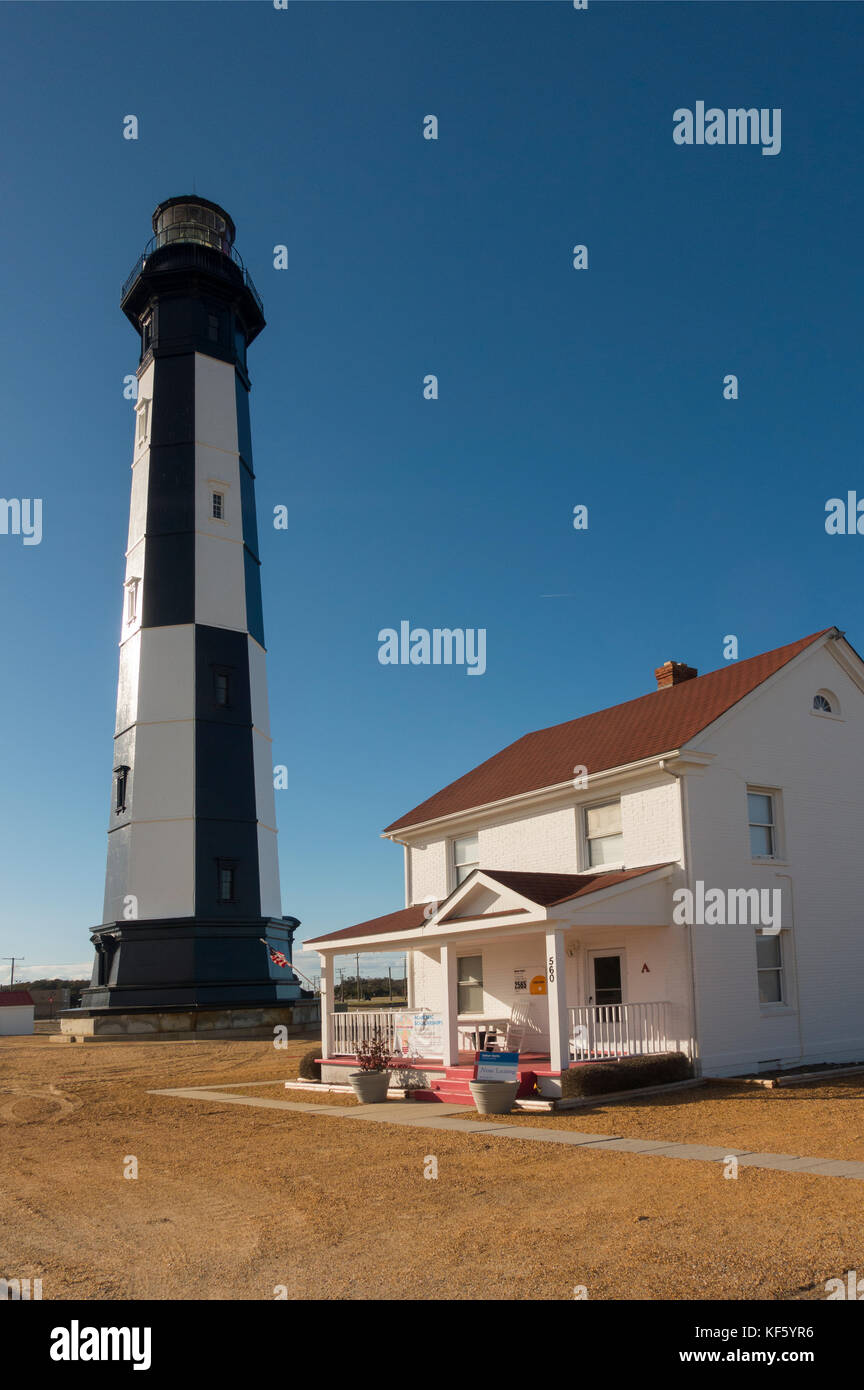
[2,957,24,988]
[388,966,393,1001]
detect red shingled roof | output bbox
[305,864,673,946]
[383,631,831,833]
[0,990,34,1006]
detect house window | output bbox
[452,834,479,887]
[585,800,623,867]
[217,861,237,903]
[125,577,140,625]
[813,694,832,713]
[756,933,784,1004]
[114,766,129,814]
[211,491,225,521]
[457,955,483,1013]
[214,671,230,707]
[747,792,776,858]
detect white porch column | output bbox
[545,927,569,1073]
[318,953,333,1060]
[440,943,459,1066]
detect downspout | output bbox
[660,759,701,1074]
[774,873,804,1062]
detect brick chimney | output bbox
[655,660,698,690]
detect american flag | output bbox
[260,938,289,968]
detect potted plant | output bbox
[469,1078,520,1114]
[348,1028,396,1103]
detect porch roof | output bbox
[306,862,674,951]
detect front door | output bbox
[587,951,624,1007]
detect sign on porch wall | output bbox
[514,968,527,992]
[475,1051,519,1083]
[393,1010,443,1058]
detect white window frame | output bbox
[456,953,484,1016]
[811,689,842,720]
[756,930,785,1008]
[582,798,624,870]
[451,833,479,890]
[208,479,230,526]
[124,576,140,626]
[747,787,783,862]
[134,397,151,451]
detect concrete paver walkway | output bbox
[150,1086,864,1180]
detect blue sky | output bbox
[0,1,861,985]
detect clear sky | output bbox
[0,1,861,986]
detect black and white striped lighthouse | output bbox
[81,197,301,1014]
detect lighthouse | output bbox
[77,197,304,1024]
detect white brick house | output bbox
[307,628,864,1095]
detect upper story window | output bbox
[747,791,776,858]
[584,800,623,867]
[452,834,479,887]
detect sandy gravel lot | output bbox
[2,1036,863,1302]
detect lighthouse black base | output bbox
[77,917,303,1011]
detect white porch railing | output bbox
[331,1009,401,1056]
[568,1001,671,1061]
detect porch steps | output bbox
[411,1067,539,1106]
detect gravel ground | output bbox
[461,1077,864,1161]
[1,1036,862,1301]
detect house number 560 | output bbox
[548,957,555,983]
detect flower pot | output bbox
[469,1080,520,1115]
[348,1070,390,1103]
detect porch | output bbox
[323,1000,674,1101]
[307,863,690,1100]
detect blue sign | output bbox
[475,1050,519,1083]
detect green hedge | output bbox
[560,1052,692,1099]
[297,1049,322,1082]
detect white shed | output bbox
[0,990,35,1036]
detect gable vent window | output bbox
[585,800,623,867]
[812,691,839,716]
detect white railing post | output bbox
[567,1001,672,1062]
[319,954,333,1060]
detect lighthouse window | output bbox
[211,491,224,521]
[214,671,230,707]
[217,861,237,903]
[135,397,151,448]
[114,766,129,814]
[125,577,140,625]
[208,313,220,343]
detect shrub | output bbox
[355,1028,398,1073]
[297,1049,322,1082]
[560,1051,692,1099]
